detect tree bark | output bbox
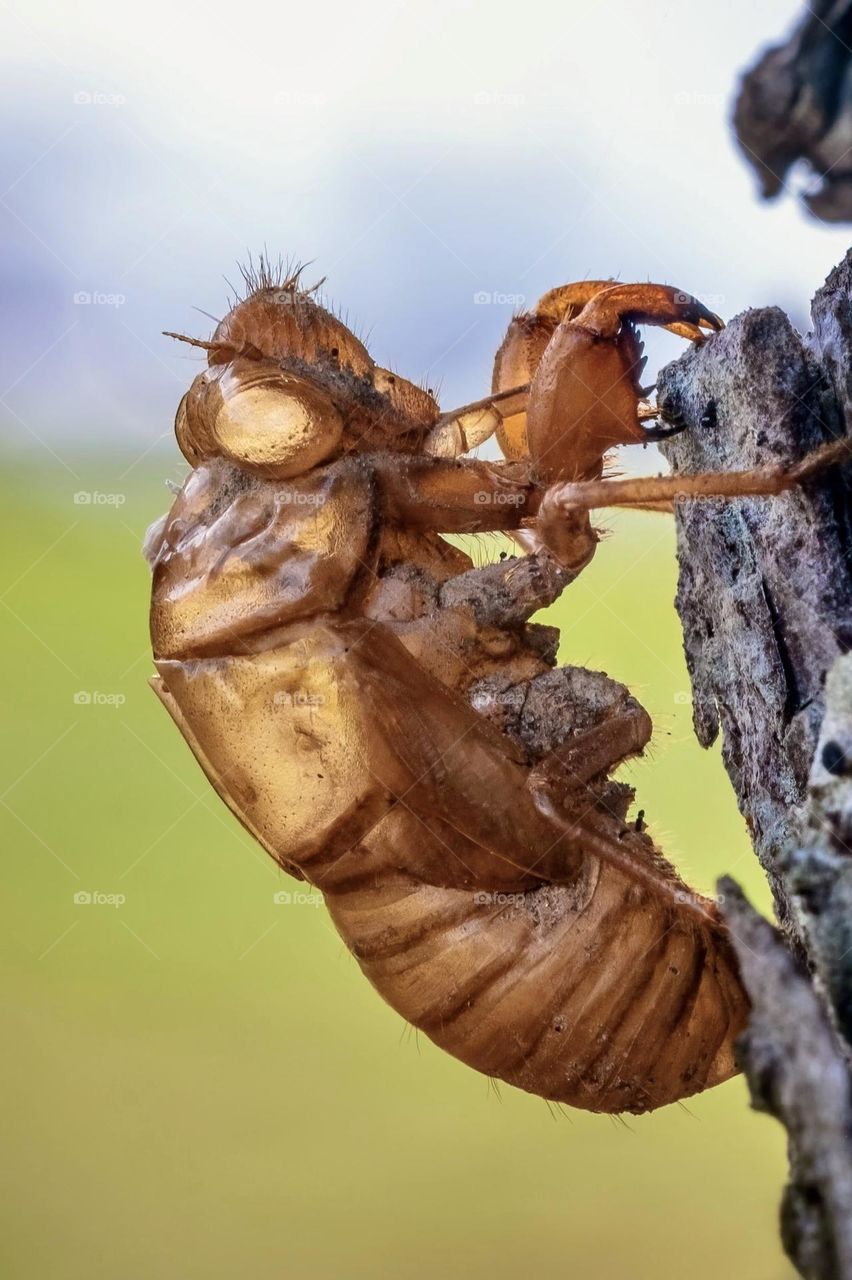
[733,0,852,222]
[657,253,852,1278]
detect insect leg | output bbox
[492,281,621,461]
[528,701,653,801]
[525,283,724,484]
[428,282,631,464]
[438,550,574,627]
[538,435,851,516]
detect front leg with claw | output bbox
[525,283,723,484]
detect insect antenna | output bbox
[162,327,213,348]
[162,330,216,351]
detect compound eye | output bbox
[213,373,344,479]
[174,392,203,466]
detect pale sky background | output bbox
[1,0,850,462]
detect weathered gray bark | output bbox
[734,0,852,222]
[657,253,852,1278]
[720,879,852,1279]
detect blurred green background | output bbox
[1,454,793,1280]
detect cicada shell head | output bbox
[168,259,441,472]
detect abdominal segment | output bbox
[152,617,747,1114]
[324,863,742,1114]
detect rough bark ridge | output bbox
[657,252,852,1279]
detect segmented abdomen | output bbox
[324,860,746,1114]
[150,626,747,1116]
